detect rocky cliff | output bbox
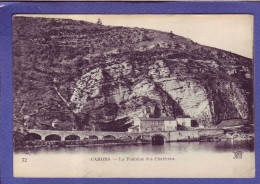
[13,16,253,131]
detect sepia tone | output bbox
[13,14,254,178]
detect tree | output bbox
[154,105,161,118]
[169,31,174,38]
[97,18,102,25]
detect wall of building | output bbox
[133,118,141,132]
[176,118,191,128]
[128,127,139,133]
[140,120,164,132]
[198,129,224,137]
[168,130,199,141]
[164,120,177,131]
[128,129,133,133]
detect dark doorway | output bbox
[25,133,42,141]
[45,134,61,141]
[65,135,80,140]
[152,135,164,145]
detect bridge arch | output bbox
[45,134,61,141]
[102,135,116,140]
[25,133,42,141]
[88,135,98,140]
[65,135,80,141]
[151,134,167,145]
[119,135,132,140]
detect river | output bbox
[13,140,255,178]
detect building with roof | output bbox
[129,117,179,133]
[128,115,193,133]
[176,115,192,128]
[135,117,166,132]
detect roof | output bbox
[139,117,175,121]
[217,119,250,128]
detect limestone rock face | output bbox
[157,78,212,125]
[13,16,253,131]
[70,67,104,113]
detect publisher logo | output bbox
[233,150,243,159]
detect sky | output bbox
[17,14,253,58]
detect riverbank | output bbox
[14,139,150,150]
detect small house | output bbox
[132,117,178,133]
[176,115,192,128]
[138,117,165,132]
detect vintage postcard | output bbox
[12,14,255,178]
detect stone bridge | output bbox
[26,129,143,141]
[25,129,207,142]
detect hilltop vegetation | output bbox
[13,16,253,132]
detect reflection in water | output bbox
[15,140,254,155]
[213,140,254,152]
